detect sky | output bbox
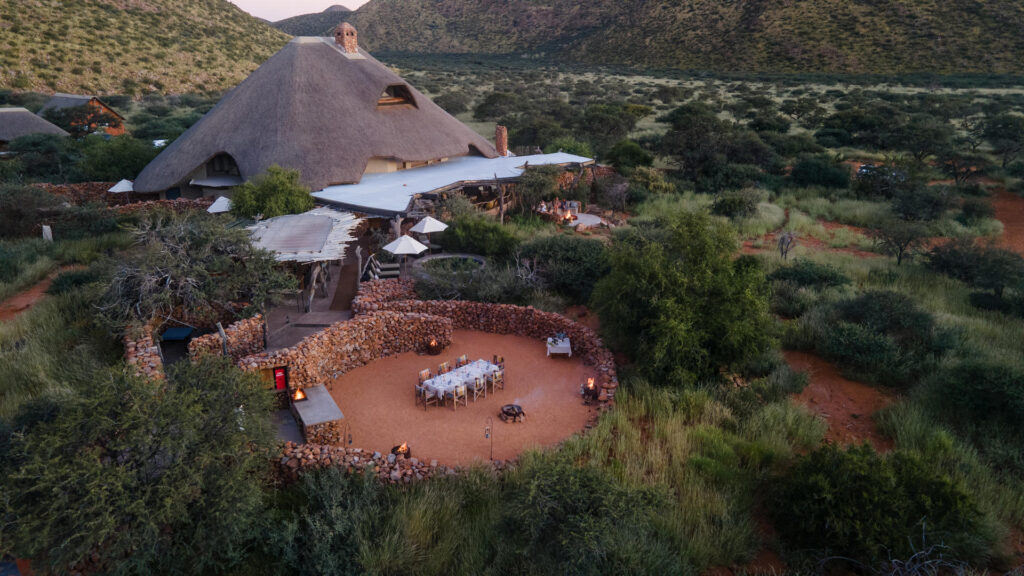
[228,0,370,22]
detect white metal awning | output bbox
[312,152,593,216]
[248,207,362,263]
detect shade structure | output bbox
[409,216,448,234]
[108,179,134,193]
[382,235,428,256]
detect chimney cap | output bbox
[334,22,359,54]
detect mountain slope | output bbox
[348,0,1024,75]
[0,0,291,95]
[274,5,352,37]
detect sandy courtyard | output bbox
[328,329,597,466]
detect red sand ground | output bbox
[994,189,1024,256]
[328,329,597,466]
[785,350,894,452]
[0,267,73,323]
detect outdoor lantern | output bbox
[273,367,288,390]
[292,388,307,402]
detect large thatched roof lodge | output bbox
[133,23,593,217]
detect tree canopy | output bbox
[592,209,774,385]
[230,165,314,219]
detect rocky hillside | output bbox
[274,5,352,36]
[0,0,291,95]
[348,0,1024,75]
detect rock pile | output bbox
[123,323,164,381]
[238,311,453,391]
[351,278,417,314]
[189,314,265,360]
[277,441,511,484]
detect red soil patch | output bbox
[742,224,879,260]
[564,305,600,333]
[784,350,894,452]
[328,329,597,466]
[0,267,75,323]
[993,189,1024,256]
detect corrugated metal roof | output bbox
[248,207,361,263]
[312,152,593,216]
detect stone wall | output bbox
[124,323,164,381]
[188,314,266,360]
[277,441,512,484]
[300,419,344,445]
[237,311,453,391]
[351,280,619,401]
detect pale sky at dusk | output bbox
[229,0,370,22]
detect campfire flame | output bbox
[397,442,408,454]
[587,377,595,390]
[292,388,307,401]
[429,339,437,346]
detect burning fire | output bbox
[429,339,437,347]
[586,377,595,390]
[292,388,307,401]
[397,442,408,454]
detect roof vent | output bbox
[378,84,416,108]
[334,22,358,54]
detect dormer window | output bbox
[377,84,416,108]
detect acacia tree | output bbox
[98,210,294,329]
[0,357,275,575]
[592,209,774,385]
[230,165,314,219]
[983,113,1024,168]
[871,219,928,265]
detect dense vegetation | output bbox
[0,0,289,94]
[350,0,1024,74]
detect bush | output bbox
[230,165,313,219]
[957,197,995,225]
[748,113,791,133]
[0,184,64,239]
[768,259,850,288]
[929,356,1024,435]
[770,444,991,564]
[711,188,763,219]
[416,262,536,304]
[46,267,104,295]
[800,291,956,386]
[437,215,519,260]
[433,91,471,114]
[892,185,953,221]
[604,139,653,172]
[520,235,609,303]
[790,156,850,189]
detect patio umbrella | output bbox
[382,235,429,276]
[409,216,448,253]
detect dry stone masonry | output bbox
[188,314,266,360]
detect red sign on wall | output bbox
[273,367,287,390]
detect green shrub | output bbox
[46,267,104,295]
[770,444,992,564]
[790,156,850,189]
[768,259,850,288]
[711,188,763,219]
[957,197,996,225]
[929,356,1024,435]
[520,235,608,303]
[604,139,653,172]
[437,215,519,260]
[892,185,953,222]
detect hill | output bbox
[274,5,352,37]
[0,0,291,95]
[348,0,1024,75]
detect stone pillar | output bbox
[335,23,359,54]
[495,125,508,157]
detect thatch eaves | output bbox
[0,107,70,142]
[133,37,497,194]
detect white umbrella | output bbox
[382,235,428,276]
[409,216,448,253]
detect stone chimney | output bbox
[334,22,359,54]
[495,125,508,157]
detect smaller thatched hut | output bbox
[0,108,69,150]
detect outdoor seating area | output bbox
[327,329,597,465]
[415,355,506,410]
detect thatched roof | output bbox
[134,36,498,193]
[0,107,69,142]
[37,93,124,120]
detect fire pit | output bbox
[426,338,442,356]
[581,377,599,403]
[499,404,526,423]
[391,442,411,459]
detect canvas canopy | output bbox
[382,235,428,256]
[409,216,448,234]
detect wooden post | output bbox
[493,173,504,224]
[355,245,363,292]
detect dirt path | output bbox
[993,189,1024,256]
[0,267,72,323]
[784,350,894,452]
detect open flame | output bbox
[429,339,437,347]
[587,377,595,390]
[397,442,408,454]
[292,388,307,401]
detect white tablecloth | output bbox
[547,337,571,357]
[423,359,499,398]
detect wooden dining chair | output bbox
[456,354,468,368]
[450,384,468,410]
[470,377,487,401]
[488,369,504,392]
[492,354,505,370]
[438,361,450,374]
[418,369,432,384]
